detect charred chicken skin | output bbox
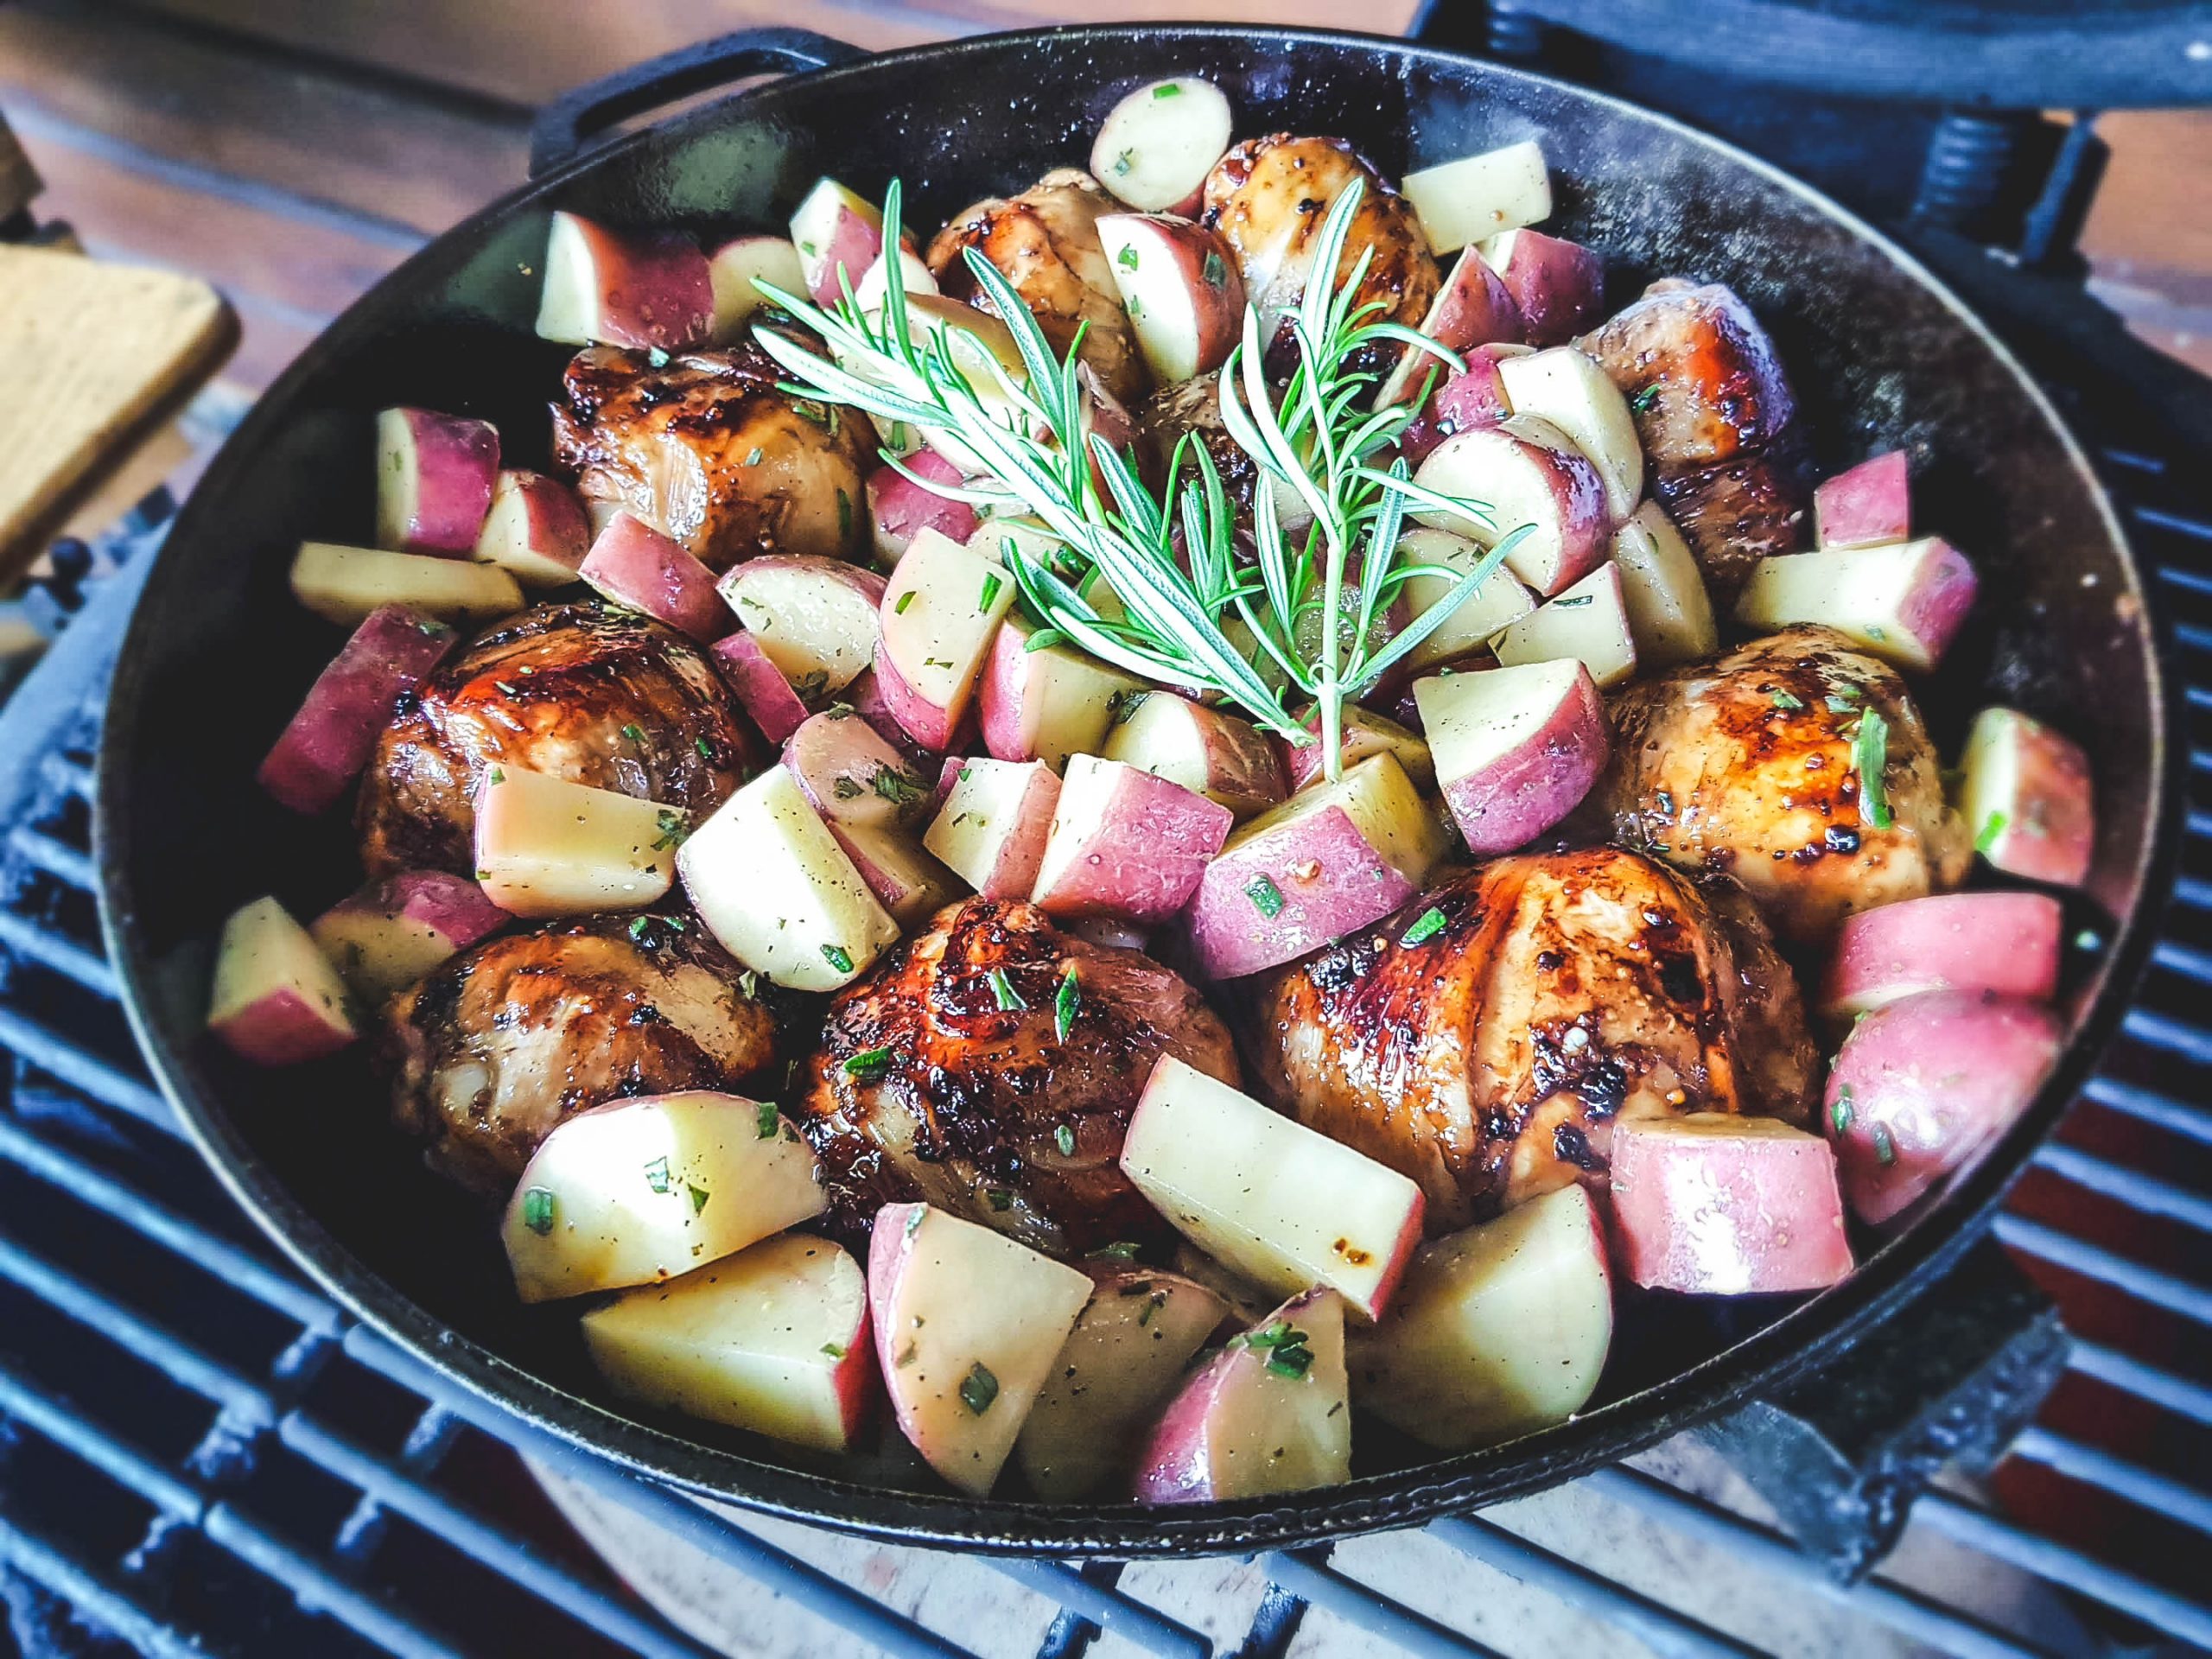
[1200,134,1440,378]
[551,342,874,571]
[383,912,780,1193]
[1248,849,1817,1233]
[1600,626,1971,946]
[798,897,1240,1258]
[1576,280,1810,594]
[358,601,756,878]
[928,168,1150,407]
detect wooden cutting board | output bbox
[0,242,235,580]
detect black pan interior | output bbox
[96,25,2170,1554]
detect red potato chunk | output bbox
[1607,1114,1854,1294]
[1414,658,1610,855]
[535,211,713,352]
[1960,706,2095,887]
[207,896,358,1065]
[1412,416,1610,596]
[257,605,459,815]
[1029,756,1233,925]
[1815,450,1910,549]
[1824,990,2062,1224]
[578,512,731,644]
[473,469,591,588]
[375,407,499,556]
[1090,77,1235,214]
[1097,213,1247,383]
[1475,229,1602,346]
[868,450,980,566]
[709,631,811,746]
[310,870,508,1006]
[1818,892,2062,1021]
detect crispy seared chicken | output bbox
[1201,134,1439,376]
[551,343,874,571]
[798,897,1240,1258]
[1601,626,1971,945]
[383,912,779,1193]
[1137,374,1262,514]
[1247,849,1816,1232]
[358,602,756,877]
[1577,281,1810,594]
[928,168,1149,406]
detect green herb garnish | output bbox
[689,1183,710,1214]
[979,571,1003,612]
[1631,384,1660,413]
[521,1186,556,1235]
[872,766,925,806]
[894,589,916,614]
[1830,1087,1853,1137]
[1402,906,1447,945]
[988,966,1027,1010]
[1975,810,2008,855]
[1117,244,1140,271]
[1054,1122,1077,1157]
[1054,963,1080,1041]
[652,809,686,850]
[1086,1240,1138,1262]
[643,1157,671,1193]
[821,943,855,975]
[622,722,646,742]
[1853,709,1893,830]
[1770,690,1805,710]
[757,1100,780,1140]
[959,1361,1000,1414]
[843,1046,893,1079]
[1246,874,1286,918]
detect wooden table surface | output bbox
[0,0,2204,393]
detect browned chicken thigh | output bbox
[1201,134,1439,376]
[552,343,874,571]
[1576,281,1811,594]
[1601,626,1970,945]
[383,912,780,1193]
[1248,849,1817,1233]
[798,898,1240,1258]
[358,601,757,877]
[928,168,1150,406]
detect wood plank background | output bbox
[3,0,2206,393]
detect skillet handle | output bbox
[530,28,866,178]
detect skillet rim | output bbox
[94,20,2179,1554]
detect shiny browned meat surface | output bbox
[383,912,779,1193]
[1137,374,1261,514]
[551,343,874,571]
[1201,134,1439,376]
[928,168,1149,406]
[1576,280,1810,593]
[358,602,756,877]
[798,897,1240,1257]
[1248,849,1817,1233]
[1601,626,1970,946]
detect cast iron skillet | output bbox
[97,23,2176,1554]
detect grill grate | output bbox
[1,437,2209,1659]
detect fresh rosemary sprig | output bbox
[749,179,1523,781]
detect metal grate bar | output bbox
[0,1003,178,1134]
[2031,1140,2212,1230]
[988,1559,1210,1659]
[2152,936,2212,985]
[2081,1073,2212,1145]
[1426,1516,1762,1659]
[1913,1491,2212,1650]
[0,1514,219,1659]
[343,1326,990,1659]
[276,1413,734,1659]
[2066,1338,2212,1427]
[199,1503,468,1659]
[0,1357,205,1522]
[2120,1005,2212,1066]
[8,823,95,893]
[1260,1549,1504,1659]
[2136,504,2212,543]
[0,1113,338,1331]
[2006,1426,2212,1536]
[1991,1214,2212,1324]
[1581,1467,2059,1659]
[0,908,118,998]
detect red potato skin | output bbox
[1099,213,1248,378]
[847,666,931,761]
[1607,1116,1854,1294]
[1436,665,1611,855]
[1819,892,2061,1020]
[1130,1287,1337,1503]
[565,215,715,351]
[579,512,732,644]
[478,469,589,575]
[940,763,1063,900]
[258,606,460,814]
[709,631,811,745]
[783,710,929,830]
[1414,422,1609,595]
[1487,232,1603,346]
[1896,538,1979,668]
[1983,718,2095,887]
[870,637,961,754]
[211,988,355,1067]
[1823,990,2062,1224]
[1033,769,1233,925]
[1184,805,1419,981]
[385,409,499,555]
[869,451,980,564]
[324,870,509,949]
[1392,348,1516,465]
[809,206,883,306]
[1815,451,1910,548]
[1376,251,1524,415]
